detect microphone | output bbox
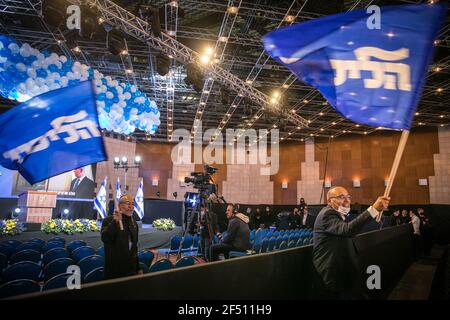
[119,220,124,231]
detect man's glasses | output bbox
[330,194,352,200]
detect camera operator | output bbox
[197,204,219,262]
[209,204,250,261]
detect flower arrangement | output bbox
[152,218,176,231]
[0,219,25,236]
[41,219,100,234]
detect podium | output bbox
[18,191,57,223]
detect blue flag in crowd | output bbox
[263,3,447,129]
[95,177,107,219]
[115,176,122,202]
[0,81,106,184]
[134,179,144,220]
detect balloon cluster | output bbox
[0,36,160,135]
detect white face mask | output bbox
[337,206,350,215]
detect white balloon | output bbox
[96,101,105,108]
[0,42,3,50]
[106,91,114,99]
[131,86,137,93]
[16,63,26,72]
[32,60,42,69]
[60,56,67,63]
[60,76,68,86]
[19,46,31,57]
[37,53,44,61]
[101,85,107,93]
[124,92,131,100]
[8,43,20,54]
[119,101,126,108]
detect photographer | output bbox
[209,204,250,261]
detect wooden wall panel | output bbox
[271,141,305,204]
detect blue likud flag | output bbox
[134,179,144,220]
[95,177,107,219]
[263,3,447,129]
[0,81,106,184]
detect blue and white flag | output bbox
[134,179,144,220]
[115,176,122,203]
[0,81,107,184]
[94,177,107,219]
[263,3,447,129]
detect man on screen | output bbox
[70,167,95,199]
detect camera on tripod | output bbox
[184,165,218,197]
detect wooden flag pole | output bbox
[377,130,410,224]
[384,130,410,197]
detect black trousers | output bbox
[209,243,246,261]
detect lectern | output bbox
[18,191,57,223]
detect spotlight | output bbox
[63,209,69,214]
[114,157,120,165]
[134,155,142,164]
[185,63,204,93]
[14,208,21,214]
[156,54,171,76]
[107,29,125,56]
[121,156,128,165]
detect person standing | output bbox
[313,186,389,299]
[101,194,143,279]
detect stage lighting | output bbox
[79,4,100,40]
[107,29,125,56]
[156,54,171,76]
[134,155,142,164]
[63,209,69,214]
[114,157,120,165]
[220,88,231,105]
[42,0,65,28]
[184,63,204,93]
[121,156,128,165]
[14,208,21,214]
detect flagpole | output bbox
[384,130,410,197]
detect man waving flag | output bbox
[263,3,447,130]
[95,177,107,220]
[115,176,122,206]
[134,179,144,220]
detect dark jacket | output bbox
[70,176,95,199]
[101,214,140,280]
[299,213,315,229]
[222,213,250,251]
[313,206,373,293]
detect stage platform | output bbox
[0,224,182,250]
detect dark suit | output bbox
[101,214,140,279]
[70,176,95,199]
[299,213,314,229]
[313,205,374,296]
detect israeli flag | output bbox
[94,177,107,219]
[134,179,144,220]
[263,3,447,129]
[0,81,107,184]
[115,177,122,202]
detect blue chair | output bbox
[43,273,71,291]
[3,240,22,249]
[0,279,40,298]
[260,238,269,253]
[174,256,196,268]
[249,229,256,242]
[275,237,284,249]
[43,248,69,265]
[181,235,194,252]
[303,238,310,245]
[138,250,154,267]
[278,241,288,250]
[309,238,314,244]
[139,262,149,274]
[97,246,104,257]
[72,246,95,263]
[2,261,41,282]
[296,238,304,247]
[192,234,200,250]
[84,267,104,283]
[43,258,75,282]
[15,242,42,253]
[267,237,277,252]
[288,240,296,248]
[149,259,173,273]
[67,240,87,253]
[78,255,104,278]
[274,231,280,238]
[29,238,45,248]
[0,244,15,258]
[43,241,65,253]
[157,235,182,255]
[48,237,65,244]
[9,249,41,265]
[252,243,261,254]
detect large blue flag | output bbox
[263,3,447,129]
[0,81,107,184]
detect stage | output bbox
[0,224,182,250]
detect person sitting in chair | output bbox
[209,204,250,261]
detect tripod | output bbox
[176,191,214,261]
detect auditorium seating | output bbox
[0,279,40,298]
[84,267,104,283]
[67,240,87,253]
[43,241,65,253]
[72,246,95,263]
[43,273,72,291]
[149,259,173,273]
[2,261,41,282]
[43,248,69,265]
[9,249,41,264]
[78,255,104,278]
[174,257,196,268]
[138,250,154,267]
[43,258,74,282]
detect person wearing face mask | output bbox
[101,194,143,280]
[312,186,390,299]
